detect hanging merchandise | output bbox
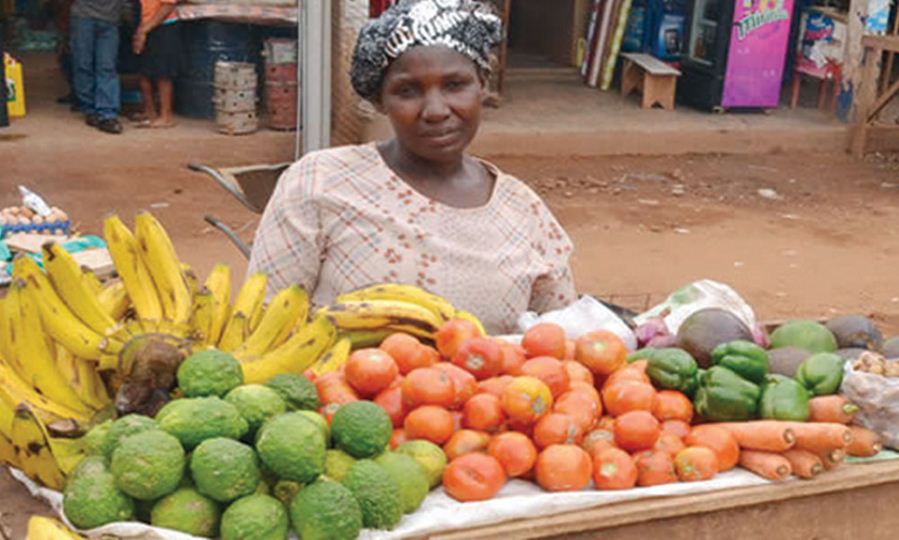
[5,53,25,118]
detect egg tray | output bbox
[0,220,72,238]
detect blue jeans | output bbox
[71,17,120,120]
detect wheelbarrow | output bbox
[188,161,643,323]
[187,161,290,259]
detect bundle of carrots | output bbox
[707,395,882,481]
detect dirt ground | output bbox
[2,51,899,535]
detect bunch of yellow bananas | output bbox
[0,211,484,492]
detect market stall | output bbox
[3,211,899,539]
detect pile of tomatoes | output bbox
[311,320,737,502]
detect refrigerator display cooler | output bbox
[677,0,796,111]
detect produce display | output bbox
[1,211,898,539]
[0,204,71,235]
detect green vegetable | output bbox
[795,352,844,396]
[331,401,393,459]
[110,430,185,501]
[220,494,289,540]
[151,488,220,537]
[63,457,135,529]
[759,374,810,421]
[644,348,699,396]
[693,366,761,422]
[627,347,656,364]
[256,412,326,483]
[710,340,770,384]
[177,349,244,398]
[340,460,402,530]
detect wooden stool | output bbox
[620,53,681,110]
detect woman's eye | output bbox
[395,85,418,97]
[445,79,466,90]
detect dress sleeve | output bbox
[528,202,578,314]
[247,158,324,297]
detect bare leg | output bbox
[150,78,175,127]
[138,75,157,120]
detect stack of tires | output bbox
[213,61,258,135]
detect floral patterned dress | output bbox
[247,143,576,334]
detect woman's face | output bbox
[377,45,486,164]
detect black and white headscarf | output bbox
[351,0,503,101]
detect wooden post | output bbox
[840,0,868,121]
[851,41,884,157]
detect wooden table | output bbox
[851,35,899,157]
[429,460,899,539]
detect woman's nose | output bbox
[421,89,451,122]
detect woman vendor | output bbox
[248,0,576,335]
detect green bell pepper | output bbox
[710,340,769,384]
[645,348,699,396]
[795,352,844,396]
[759,374,810,421]
[627,347,656,364]
[693,366,761,422]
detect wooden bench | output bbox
[620,53,681,110]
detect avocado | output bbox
[224,384,287,438]
[376,452,430,514]
[340,460,402,530]
[330,401,392,459]
[289,479,363,540]
[63,456,135,529]
[156,396,248,449]
[220,494,289,540]
[177,349,244,398]
[110,430,185,500]
[255,412,326,484]
[151,487,220,537]
[102,414,158,458]
[265,373,320,411]
[324,449,356,482]
[190,437,261,503]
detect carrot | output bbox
[787,422,853,454]
[846,426,882,458]
[782,449,823,479]
[808,396,860,424]
[817,448,846,471]
[716,421,796,452]
[739,450,792,481]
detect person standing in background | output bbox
[54,0,76,108]
[70,0,124,134]
[133,0,179,128]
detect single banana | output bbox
[10,404,78,490]
[103,214,164,322]
[182,263,199,298]
[337,329,395,350]
[189,287,216,343]
[235,285,309,358]
[27,515,85,540]
[55,344,109,410]
[97,279,130,320]
[81,267,104,296]
[7,281,96,414]
[13,256,120,361]
[42,242,118,335]
[0,361,92,427]
[309,337,351,377]
[240,315,336,384]
[321,299,443,339]
[455,309,487,336]
[204,264,232,346]
[0,297,15,367]
[337,283,456,322]
[0,430,18,469]
[134,212,192,324]
[218,312,250,352]
[219,272,267,350]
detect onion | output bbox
[752,323,770,348]
[635,317,670,347]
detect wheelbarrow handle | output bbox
[188,162,258,213]
[204,215,252,260]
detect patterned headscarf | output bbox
[350,0,503,101]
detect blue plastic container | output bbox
[176,21,261,119]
